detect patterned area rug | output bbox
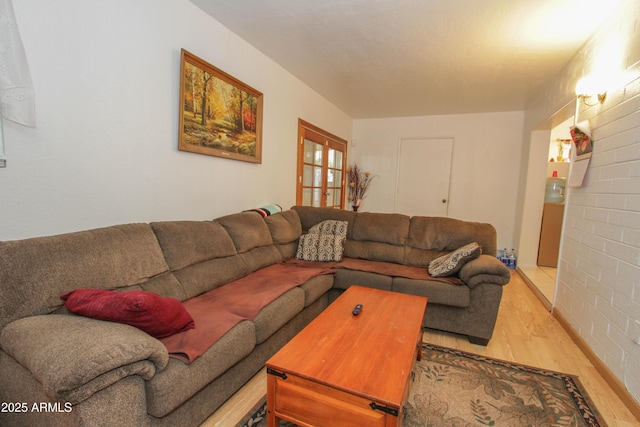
[236,343,607,426]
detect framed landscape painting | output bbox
[179,49,263,163]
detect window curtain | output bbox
[0,0,36,163]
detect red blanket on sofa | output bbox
[161,263,334,363]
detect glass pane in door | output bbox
[327,169,335,186]
[313,143,323,165]
[302,188,312,205]
[334,170,342,187]
[312,188,322,207]
[325,147,343,208]
[313,166,322,186]
[303,165,313,186]
[302,138,324,208]
[303,139,315,164]
[334,189,342,206]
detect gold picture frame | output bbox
[179,49,263,163]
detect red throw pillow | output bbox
[60,289,195,338]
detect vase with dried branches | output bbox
[346,163,374,211]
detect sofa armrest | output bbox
[459,254,510,288]
[0,314,168,404]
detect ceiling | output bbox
[191,0,619,119]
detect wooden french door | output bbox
[296,120,347,208]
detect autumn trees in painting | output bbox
[179,50,263,163]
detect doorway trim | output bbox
[516,100,575,310]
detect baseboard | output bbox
[516,267,552,311]
[553,308,640,422]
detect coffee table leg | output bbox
[266,374,277,427]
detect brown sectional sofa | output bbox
[0,206,509,427]
[292,206,510,345]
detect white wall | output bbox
[518,0,640,401]
[352,111,525,251]
[0,0,352,241]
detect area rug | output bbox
[236,343,607,426]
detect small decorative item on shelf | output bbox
[347,163,374,211]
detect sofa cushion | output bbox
[215,212,273,253]
[253,287,305,344]
[428,242,481,277]
[240,245,286,272]
[392,278,470,308]
[403,247,447,267]
[298,274,334,307]
[333,269,393,291]
[150,221,236,271]
[407,216,497,256]
[335,258,462,285]
[351,212,409,245]
[344,240,406,264]
[291,205,357,237]
[60,289,195,339]
[145,320,256,418]
[138,272,189,302]
[0,223,170,331]
[161,263,334,363]
[308,219,348,237]
[264,210,302,244]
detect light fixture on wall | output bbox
[575,76,607,106]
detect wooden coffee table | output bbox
[266,285,427,427]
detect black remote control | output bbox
[352,304,363,316]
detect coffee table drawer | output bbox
[269,373,396,427]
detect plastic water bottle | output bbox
[500,248,509,267]
[508,249,517,270]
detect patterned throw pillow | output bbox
[308,220,348,238]
[296,220,348,262]
[428,242,482,277]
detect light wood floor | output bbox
[201,271,639,426]
[518,264,557,308]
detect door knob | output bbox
[442,199,447,203]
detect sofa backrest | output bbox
[151,212,284,301]
[291,206,357,238]
[290,206,498,266]
[0,210,306,330]
[0,224,171,331]
[405,216,497,266]
[264,210,303,259]
[347,212,410,263]
[214,211,283,272]
[149,220,240,301]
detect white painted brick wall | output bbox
[563,75,640,394]
[524,0,640,402]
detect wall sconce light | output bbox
[575,76,607,106]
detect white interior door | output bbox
[395,138,453,217]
